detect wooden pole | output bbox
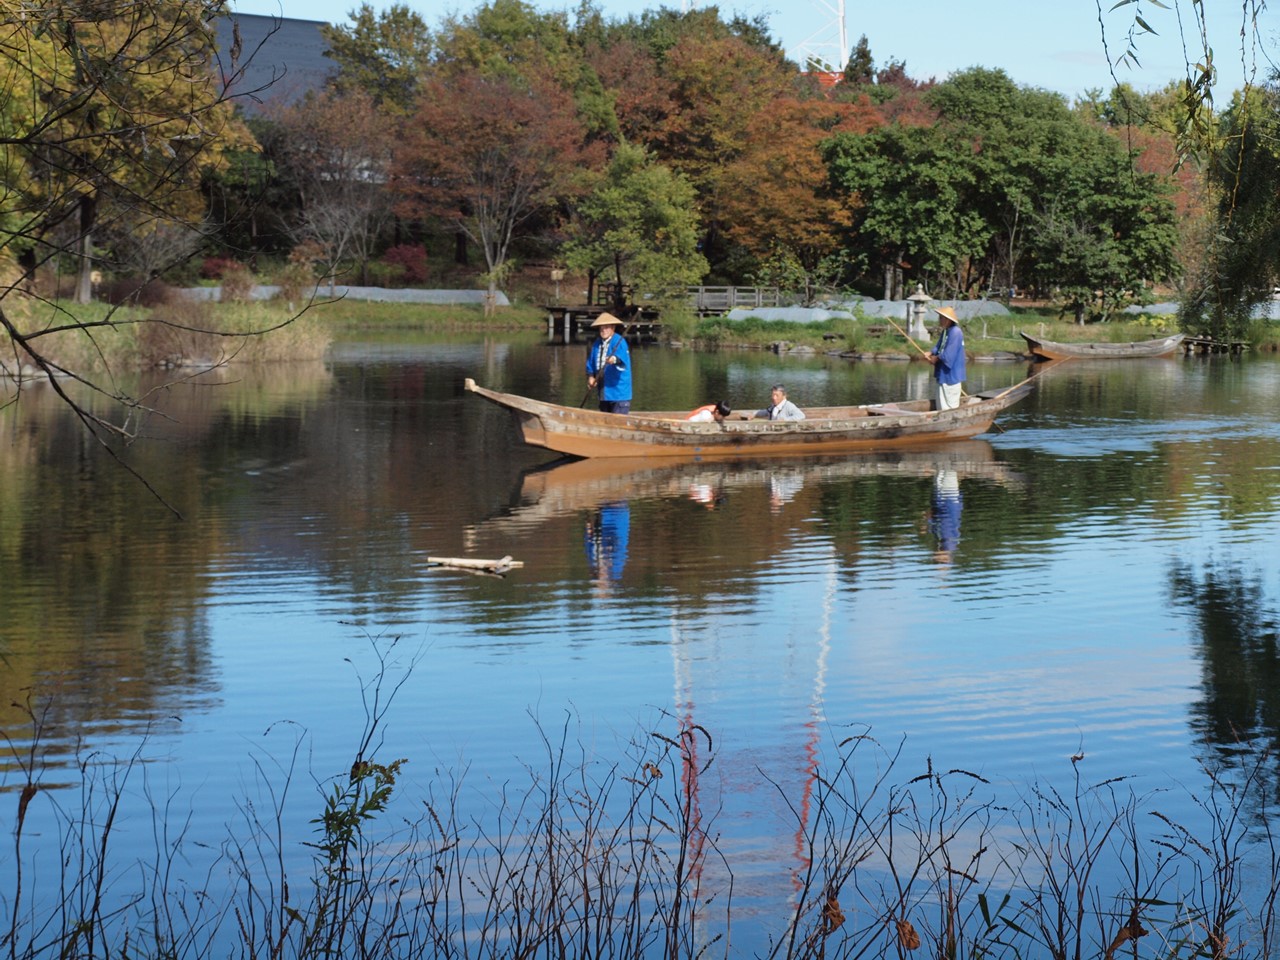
[886,315,971,399]
[885,316,932,360]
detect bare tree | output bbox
[270,89,398,291]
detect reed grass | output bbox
[8,295,333,374]
[4,641,1279,960]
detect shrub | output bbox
[219,264,256,303]
[200,256,245,280]
[380,244,429,285]
[363,260,403,288]
[275,259,316,306]
[98,278,175,308]
[135,296,219,366]
[31,267,77,300]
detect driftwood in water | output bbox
[427,555,524,574]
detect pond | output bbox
[2,332,1279,956]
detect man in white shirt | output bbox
[753,384,805,421]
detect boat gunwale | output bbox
[464,379,1031,431]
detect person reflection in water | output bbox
[769,470,805,514]
[585,501,630,589]
[928,469,963,564]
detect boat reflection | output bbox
[466,440,1019,542]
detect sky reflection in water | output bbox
[2,339,1279,949]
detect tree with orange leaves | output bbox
[719,97,881,301]
[641,32,796,266]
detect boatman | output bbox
[925,306,966,411]
[585,312,632,414]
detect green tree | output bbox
[562,142,707,308]
[1180,87,1280,340]
[823,123,988,298]
[321,2,433,114]
[1029,147,1179,322]
[824,67,1179,307]
[922,69,1086,296]
[843,35,874,85]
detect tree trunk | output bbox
[74,193,97,305]
[485,276,498,317]
[883,263,892,301]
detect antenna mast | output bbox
[794,0,847,75]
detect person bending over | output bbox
[686,401,731,422]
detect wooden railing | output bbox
[687,286,782,314]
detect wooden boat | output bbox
[463,376,1035,459]
[1020,331,1185,360]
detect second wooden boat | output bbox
[464,376,1036,459]
[1020,331,1185,360]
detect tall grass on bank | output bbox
[5,647,1280,959]
[6,295,332,375]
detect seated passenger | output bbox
[686,401,731,422]
[752,384,805,421]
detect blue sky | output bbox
[228,0,1277,101]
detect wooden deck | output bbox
[545,304,662,344]
[1183,336,1247,355]
[545,285,786,342]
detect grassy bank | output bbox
[684,305,1187,356]
[12,296,1276,377]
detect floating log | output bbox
[427,555,524,574]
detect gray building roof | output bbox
[215,12,333,114]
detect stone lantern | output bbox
[550,267,566,303]
[907,283,932,341]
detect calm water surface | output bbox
[2,332,1279,949]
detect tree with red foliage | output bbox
[394,72,599,313]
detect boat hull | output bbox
[1020,331,1185,360]
[464,378,1035,459]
